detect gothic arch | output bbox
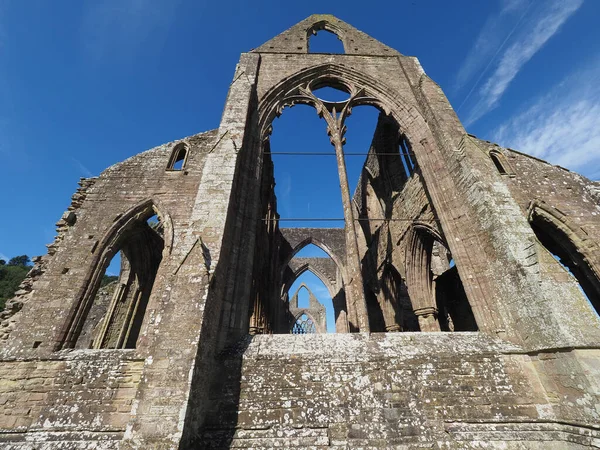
[257,62,500,332]
[281,262,338,300]
[405,223,477,332]
[280,237,345,280]
[57,199,173,349]
[307,21,346,54]
[257,63,430,154]
[167,142,190,171]
[489,149,514,176]
[290,311,319,334]
[527,200,600,313]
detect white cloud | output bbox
[455,0,529,93]
[493,59,600,180]
[462,0,582,126]
[0,252,9,262]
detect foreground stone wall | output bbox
[198,333,600,449]
[0,351,143,449]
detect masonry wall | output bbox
[0,351,143,449]
[197,333,600,449]
[0,130,222,448]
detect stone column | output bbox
[331,129,370,332]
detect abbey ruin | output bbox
[1,14,599,449]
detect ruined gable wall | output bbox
[0,130,220,447]
[3,129,218,354]
[254,14,401,56]
[472,140,600,336]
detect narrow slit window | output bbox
[490,152,513,176]
[399,136,414,177]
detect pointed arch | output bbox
[57,199,173,350]
[280,237,345,280]
[281,263,337,300]
[527,200,600,314]
[257,61,500,332]
[405,223,478,332]
[307,21,346,54]
[290,311,319,334]
[258,63,427,149]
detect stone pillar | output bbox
[332,136,370,332]
[414,307,439,332]
[405,227,441,332]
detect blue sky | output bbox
[1,1,599,329]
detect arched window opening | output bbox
[530,214,600,315]
[308,29,345,54]
[167,144,188,171]
[72,209,164,349]
[296,285,310,308]
[406,229,478,332]
[490,152,506,175]
[270,104,344,228]
[489,150,514,176]
[292,314,317,334]
[287,272,332,333]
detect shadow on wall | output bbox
[192,335,252,449]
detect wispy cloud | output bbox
[71,158,94,178]
[455,0,530,92]
[459,0,583,126]
[80,0,180,64]
[493,58,600,181]
[0,252,9,262]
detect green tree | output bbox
[0,265,30,311]
[8,255,31,267]
[101,275,118,287]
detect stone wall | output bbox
[0,351,143,449]
[198,333,600,449]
